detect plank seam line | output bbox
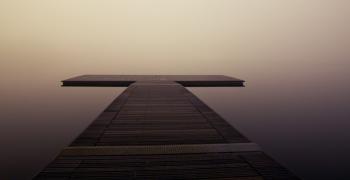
[61,143,261,156]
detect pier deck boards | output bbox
[35,76,298,179]
[62,75,245,87]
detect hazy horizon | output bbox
[1,1,349,179]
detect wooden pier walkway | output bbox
[35,75,298,179]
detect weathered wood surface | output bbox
[62,75,244,87]
[35,79,298,179]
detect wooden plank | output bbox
[62,75,244,87]
[34,77,299,179]
[36,152,295,179]
[60,143,261,156]
[68,82,249,146]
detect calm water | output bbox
[1,1,349,179]
[0,68,349,179]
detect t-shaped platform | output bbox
[35,75,298,179]
[62,75,245,87]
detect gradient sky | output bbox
[0,1,350,179]
[1,1,349,77]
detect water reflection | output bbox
[1,72,349,179]
[0,81,126,179]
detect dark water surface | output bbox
[1,1,349,179]
[0,68,349,180]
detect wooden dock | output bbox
[35,75,298,179]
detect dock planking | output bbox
[35,75,298,179]
[62,75,245,87]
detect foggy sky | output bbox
[1,1,349,79]
[0,1,349,179]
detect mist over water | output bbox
[0,1,349,179]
